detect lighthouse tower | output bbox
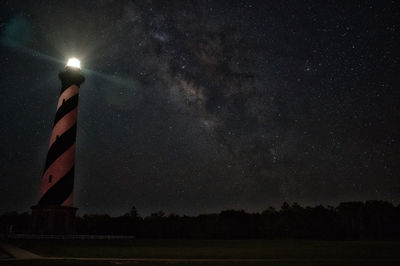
[31,58,84,234]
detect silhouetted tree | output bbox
[4,201,400,239]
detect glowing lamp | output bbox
[66,58,81,69]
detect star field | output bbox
[0,0,399,215]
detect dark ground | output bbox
[1,239,400,265]
[2,261,400,266]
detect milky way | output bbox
[0,0,399,215]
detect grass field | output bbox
[3,261,400,266]
[0,248,10,259]
[2,239,400,265]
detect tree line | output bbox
[1,200,400,239]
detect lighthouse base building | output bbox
[31,205,77,234]
[31,59,84,235]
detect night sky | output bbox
[0,0,399,216]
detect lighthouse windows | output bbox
[49,175,53,183]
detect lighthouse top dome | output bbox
[66,58,81,69]
[59,58,85,88]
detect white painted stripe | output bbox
[48,109,77,148]
[40,143,76,198]
[57,85,79,109]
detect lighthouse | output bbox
[31,58,84,234]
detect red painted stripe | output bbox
[40,143,76,198]
[49,109,78,148]
[57,85,79,109]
